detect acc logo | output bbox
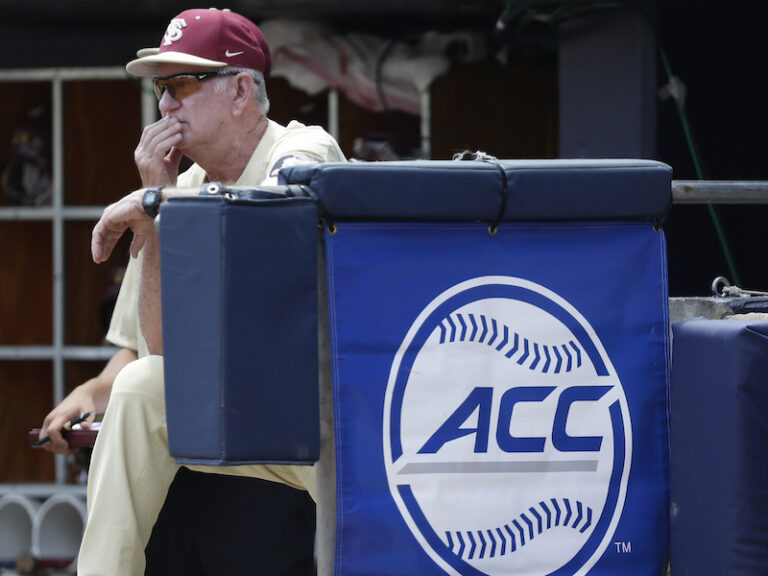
[163,18,187,46]
[383,276,631,575]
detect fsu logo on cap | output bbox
[163,18,187,46]
[383,276,632,575]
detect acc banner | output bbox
[326,222,670,576]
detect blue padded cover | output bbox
[670,319,768,575]
[160,195,319,464]
[327,221,670,575]
[279,159,671,222]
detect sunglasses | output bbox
[153,71,240,101]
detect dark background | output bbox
[655,2,767,296]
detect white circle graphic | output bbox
[383,276,631,576]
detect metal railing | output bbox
[671,180,768,204]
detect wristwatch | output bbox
[142,186,166,218]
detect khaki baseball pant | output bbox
[77,355,316,576]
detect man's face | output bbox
[155,63,234,155]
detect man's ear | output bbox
[232,73,253,116]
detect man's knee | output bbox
[112,355,165,401]
[296,465,317,501]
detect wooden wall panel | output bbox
[63,79,142,345]
[338,99,420,160]
[267,77,328,129]
[265,62,557,162]
[64,80,143,206]
[431,61,558,160]
[0,361,55,483]
[0,82,51,208]
[0,221,52,345]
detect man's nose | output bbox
[158,89,180,114]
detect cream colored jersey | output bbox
[106,120,345,356]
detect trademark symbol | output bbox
[614,541,632,553]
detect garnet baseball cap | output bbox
[126,8,271,77]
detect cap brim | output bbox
[136,47,159,58]
[126,51,227,77]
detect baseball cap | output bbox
[126,8,271,77]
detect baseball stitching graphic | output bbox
[444,497,594,561]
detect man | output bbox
[38,8,345,575]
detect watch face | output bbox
[143,188,162,217]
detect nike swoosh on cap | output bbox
[225,50,244,57]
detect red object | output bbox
[15,554,75,573]
[28,428,98,449]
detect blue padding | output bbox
[327,222,670,575]
[670,319,768,575]
[279,159,671,221]
[161,196,319,464]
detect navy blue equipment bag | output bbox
[160,191,319,465]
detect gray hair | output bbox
[215,66,270,115]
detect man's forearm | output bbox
[87,347,139,412]
[93,186,207,354]
[138,231,164,355]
